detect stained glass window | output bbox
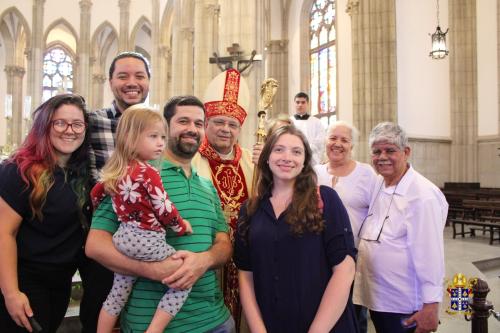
[310,0,336,125]
[43,47,73,101]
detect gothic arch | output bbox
[160,1,174,48]
[43,18,79,52]
[91,21,118,74]
[0,6,31,65]
[130,15,152,56]
[45,41,77,61]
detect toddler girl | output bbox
[91,106,192,333]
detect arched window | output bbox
[43,47,73,101]
[310,0,336,126]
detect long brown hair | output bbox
[241,125,324,238]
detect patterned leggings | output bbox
[103,223,190,317]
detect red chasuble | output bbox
[198,137,249,330]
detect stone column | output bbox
[218,0,264,149]
[77,0,92,97]
[118,0,131,51]
[164,46,173,100]
[449,0,478,181]
[150,0,161,106]
[265,40,288,118]
[4,65,26,146]
[156,45,170,104]
[350,0,397,161]
[170,0,194,95]
[193,0,219,97]
[91,73,107,110]
[27,0,45,109]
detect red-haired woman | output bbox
[0,94,91,332]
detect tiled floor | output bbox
[367,226,500,332]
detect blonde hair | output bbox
[266,114,292,136]
[101,105,166,193]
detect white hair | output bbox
[326,120,359,147]
[368,122,408,149]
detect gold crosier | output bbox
[252,78,279,188]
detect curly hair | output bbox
[240,125,324,240]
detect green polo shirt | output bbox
[91,159,230,333]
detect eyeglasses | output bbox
[357,181,399,242]
[210,119,240,130]
[52,119,87,134]
[357,213,390,242]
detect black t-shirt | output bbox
[0,162,85,265]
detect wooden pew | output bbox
[450,218,500,245]
[462,200,500,219]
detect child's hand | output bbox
[184,220,193,234]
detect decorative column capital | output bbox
[4,65,26,78]
[119,0,131,9]
[79,0,92,11]
[159,44,170,58]
[89,56,97,65]
[265,39,289,52]
[34,0,46,6]
[92,73,107,83]
[180,28,194,41]
[206,3,220,17]
[24,48,32,60]
[346,0,359,16]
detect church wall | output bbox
[408,138,451,189]
[130,2,152,40]
[477,0,498,136]
[395,0,451,139]
[44,1,80,36]
[287,0,302,107]
[478,138,500,187]
[91,1,120,34]
[336,0,352,124]
[269,0,282,40]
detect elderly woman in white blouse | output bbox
[314,120,377,333]
[314,121,377,245]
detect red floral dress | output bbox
[91,160,187,234]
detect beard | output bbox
[169,131,201,159]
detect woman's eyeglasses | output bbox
[52,119,87,134]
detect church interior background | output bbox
[0,1,499,332]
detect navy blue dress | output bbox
[234,186,359,333]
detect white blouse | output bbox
[314,161,377,247]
